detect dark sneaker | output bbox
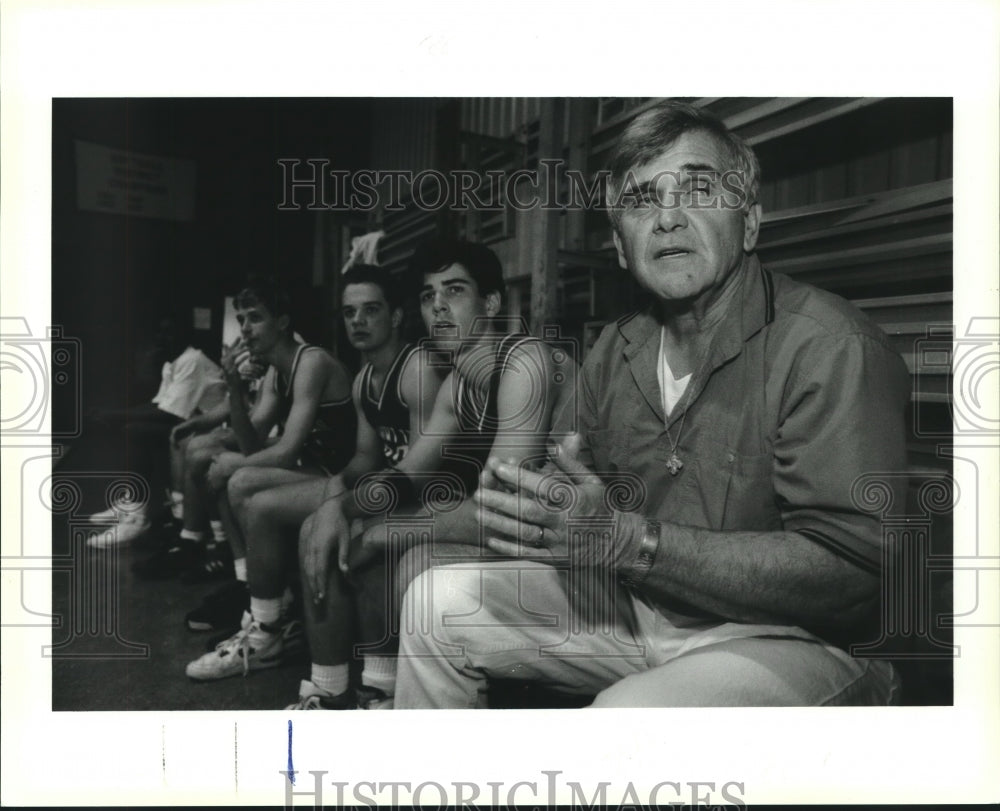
[285,679,356,710]
[356,684,394,710]
[132,537,200,580]
[179,542,234,585]
[185,580,249,632]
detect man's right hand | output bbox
[220,339,245,384]
[223,338,266,383]
[170,418,199,446]
[301,497,351,601]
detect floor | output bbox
[50,430,307,712]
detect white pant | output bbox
[395,560,900,708]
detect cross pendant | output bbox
[666,452,684,476]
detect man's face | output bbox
[419,263,497,348]
[342,282,398,352]
[612,130,761,312]
[236,301,287,356]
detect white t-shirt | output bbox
[657,326,692,417]
[152,346,226,419]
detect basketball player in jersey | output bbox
[293,238,576,708]
[133,278,354,585]
[185,265,445,683]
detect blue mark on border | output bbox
[287,719,295,785]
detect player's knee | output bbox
[226,466,257,503]
[242,488,266,524]
[185,436,216,470]
[245,486,286,533]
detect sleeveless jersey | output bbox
[274,344,356,475]
[359,343,418,467]
[444,333,534,497]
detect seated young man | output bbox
[132,278,355,589]
[285,238,575,709]
[156,343,270,575]
[185,264,445,682]
[85,317,226,548]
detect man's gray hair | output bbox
[605,100,761,228]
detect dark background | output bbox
[52,98,373,412]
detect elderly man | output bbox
[394,101,909,708]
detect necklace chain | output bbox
[661,330,704,476]
[664,379,694,476]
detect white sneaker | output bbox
[285,679,354,710]
[87,497,147,524]
[185,614,303,681]
[86,511,151,548]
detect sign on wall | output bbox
[74,140,196,221]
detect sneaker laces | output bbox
[213,623,255,677]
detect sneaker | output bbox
[356,685,394,710]
[185,614,305,681]
[179,543,234,585]
[86,512,152,548]
[132,537,200,580]
[199,604,253,647]
[185,580,249,632]
[285,679,355,710]
[87,497,147,524]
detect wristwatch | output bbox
[622,519,661,586]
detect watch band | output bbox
[622,519,661,586]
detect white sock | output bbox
[179,529,205,543]
[250,596,282,625]
[280,586,294,613]
[311,663,349,696]
[170,491,184,520]
[361,656,397,695]
[209,519,228,542]
[233,557,248,582]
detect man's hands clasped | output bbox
[474,434,634,570]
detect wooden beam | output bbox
[759,203,952,251]
[530,99,564,335]
[564,98,595,251]
[557,248,617,269]
[765,234,951,275]
[722,97,811,131]
[852,291,953,309]
[458,130,525,156]
[743,98,885,145]
[761,180,952,225]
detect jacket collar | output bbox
[616,253,775,426]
